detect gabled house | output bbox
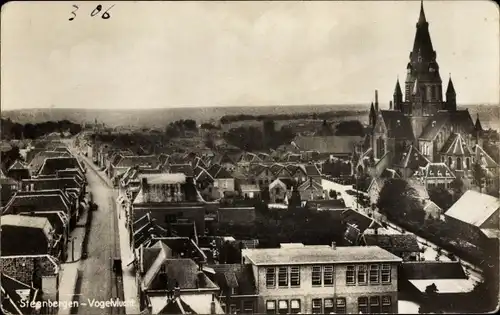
[285,164,308,185]
[21,177,85,201]
[207,264,258,314]
[239,185,260,200]
[27,151,72,175]
[1,171,18,208]
[247,164,273,188]
[208,165,235,196]
[0,254,60,305]
[297,178,323,201]
[109,155,160,183]
[268,179,289,204]
[341,209,382,245]
[37,157,85,177]
[6,160,31,182]
[391,145,430,179]
[0,215,56,257]
[412,162,455,190]
[194,166,217,200]
[136,241,222,314]
[1,273,40,315]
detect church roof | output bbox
[380,111,414,140]
[419,112,449,140]
[411,1,435,63]
[440,133,472,157]
[474,114,483,132]
[473,145,498,169]
[392,145,429,170]
[394,79,402,96]
[446,77,456,95]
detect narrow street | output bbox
[75,156,124,315]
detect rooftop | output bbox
[242,245,402,266]
[445,190,500,227]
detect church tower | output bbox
[403,0,443,116]
[393,78,403,111]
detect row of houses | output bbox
[1,141,89,315]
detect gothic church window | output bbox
[457,157,462,170]
[448,157,452,166]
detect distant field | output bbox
[1,104,498,130]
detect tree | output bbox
[335,120,365,136]
[329,190,337,199]
[449,178,465,201]
[1,146,23,171]
[428,186,454,211]
[288,188,302,210]
[377,178,422,221]
[472,162,486,193]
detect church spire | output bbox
[446,74,455,95]
[418,0,426,25]
[475,113,483,132]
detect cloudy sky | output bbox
[1,0,498,110]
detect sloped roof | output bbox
[194,167,214,182]
[114,155,160,168]
[392,145,430,169]
[419,112,450,140]
[139,173,187,185]
[445,190,500,227]
[28,151,71,174]
[297,178,322,192]
[21,177,82,191]
[1,214,53,238]
[169,164,194,177]
[38,157,84,176]
[441,133,472,156]
[293,136,364,154]
[1,273,39,315]
[208,264,257,295]
[413,163,455,179]
[8,161,28,171]
[248,164,268,177]
[473,145,499,169]
[380,111,414,140]
[305,164,321,176]
[3,192,70,214]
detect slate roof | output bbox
[157,297,196,315]
[293,136,364,154]
[243,245,401,266]
[28,151,71,174]
[305,164,321,176]
[419,112,449,140]
[248,164,268,177]
[21,177,82,191]
[38,157,84,176]
[3,192,70,215]
[392,145,430,169]
[445,190,500,227]
[113,155,160,168]
[448,110,475,134]
[297,178,322,192]
[440,133,472,156]
[473,145,499,168]
[362,234,420,253]
[380,110,414,140]
[208,264,257,295]
[400,262,467,280]
[7,161,28,171]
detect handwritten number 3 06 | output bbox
[69,4,114,21]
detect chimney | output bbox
[331,242,336,250]
[210,294,216,315]
[375,90,379,111]
[389,101,393,110]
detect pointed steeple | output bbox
[369,102,376,128]
[394,79,402,96]
[418,0,426,25]
[475,113,483,132]
[446,74,455,95]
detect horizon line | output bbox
[2,103,497,112]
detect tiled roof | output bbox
[114,155,160,168]
[448,110,475,134]
[242,245,401,266]
[362,234,420,253]
[297,178,322,192]
[445,190,500,227]
[269,163,286,176]
[419,112,449,140]
[240,184,260,192]
[248,164,268,177]
[19,211,68,236]
[208,264,257,295]
[305,164,321,176]
[21,177,82,191]
[392,145,429,169]
[306,199,347,210]
[341,209,381,232]
[440,133,472,156]
[139,173,187,185]
[380,111,414,140]
[401,262,467,280]
[293,136,364,154]
[194,167,214,182]
[3,192,70,215]
[28,151,71,174]
[38,157,84,176]
[1,214,53,237]
[8,160,28,171]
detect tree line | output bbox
[219,110,365,124]
[222,121,296,152]
[1,118,82,140]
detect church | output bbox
[365,1,495,188]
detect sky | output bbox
[1,0,499,110]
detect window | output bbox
[324,298,334,314]
[290,300,301,314]
[312,299,322,314]
[358,297,369,314]
[312,266,322,286]
[381,264,391,284]
[323,265,334,286]
[278,300,288,315]
[290,266,300,287]
[370,296,381,313]
[243,301,254,313]
[278,267,288,287]
[266,301,276,315]
[229,304,239,314]
[381,296,392,313]
[159,264,166,275]
[336,298,346,314]
[369,264,380,284]
[266,268,276,288]
[357,265,367,284]
[346,265,356,285]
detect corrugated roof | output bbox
[242,245,401,265]
[445,190,500,227]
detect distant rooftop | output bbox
[242,245,401,266]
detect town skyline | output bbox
[1,0,499,111]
